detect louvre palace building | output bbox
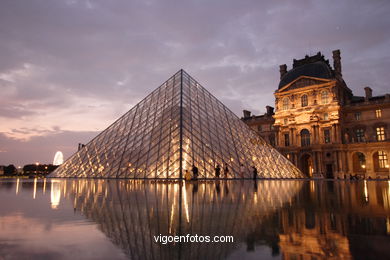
[243,50,390,179]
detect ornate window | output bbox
[324,129,331,143]
[355,112,361,120]
[376,126,385,141]
[284,133,290,147]
[300,129,310,147]
[378,151,388,169]
[321,90,329,104]
[323,113,329,120]
[357,153,366,168]
[355,128,365,142]
[283,98,289,110]
[301,94,308,107]
[375,109,382,118]
[353,152,366,172]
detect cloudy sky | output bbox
[1,0,389,166]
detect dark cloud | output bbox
[0,0,389,164]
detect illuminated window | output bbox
[355,128,365,142]
[301,95,308,107]
[284,133,290,146]
[376,127,385,141]
[378,151,388,169]
[324,129,331,143]
[283,98,289,110]
[323,113,329,120]
[376,109,382,118]
[301,129,310,147]
[321,90,329,104]
[355,112,361,120]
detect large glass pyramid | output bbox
[50,70,303,179]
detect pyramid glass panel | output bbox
[50,70,303,179]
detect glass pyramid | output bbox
[50,70,303,179]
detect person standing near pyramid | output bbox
[215,164,221,179]
[192,164,199,180]
[224,163,229,178]
[252,166,258,180]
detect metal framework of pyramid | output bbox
[50,70,303,179]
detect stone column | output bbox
[311,125,317,144]
[365,150,374,178]
[318,152,323,175]
[290,128,294,146]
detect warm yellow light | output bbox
[35,162,39,166]
[362,165,366,169]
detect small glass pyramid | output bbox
[50,70,303,179]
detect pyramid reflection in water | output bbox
[62,179,303,259]
[51,70,303,178]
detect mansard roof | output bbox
[279,52,334,89]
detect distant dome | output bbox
[53,151,64,165]
[279,55,334,89]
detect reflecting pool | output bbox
[0,179,389,259]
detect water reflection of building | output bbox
[278,181,390,259]
[49,179,390,259]
[50,181,61,209]
[243,50,390,179]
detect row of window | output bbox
[282,126,387,147]
[354,109,382,120]
[354,151,389,171]
[284,129,313,147]
[282,90,330,110]
[352,126,386,142]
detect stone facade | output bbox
[243,50,390,179]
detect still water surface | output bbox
[0,179,389,260]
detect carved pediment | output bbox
[278,76,332,93]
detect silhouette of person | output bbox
[252,166,258,180]
[215,164,221,178]
[192,164,199,180]
[224,164,229,178]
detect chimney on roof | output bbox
[266,106,274,116]
[279,64,287,79]
[364,87,372,101]
[243,110,251,118]
[332,49,342,77]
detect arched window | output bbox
[353,152,366,172]
[301,129,310,147]
[321,90,329,104]
[282,98,289,110]
[301,94,308,107]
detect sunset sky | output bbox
[1,0,389,166]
